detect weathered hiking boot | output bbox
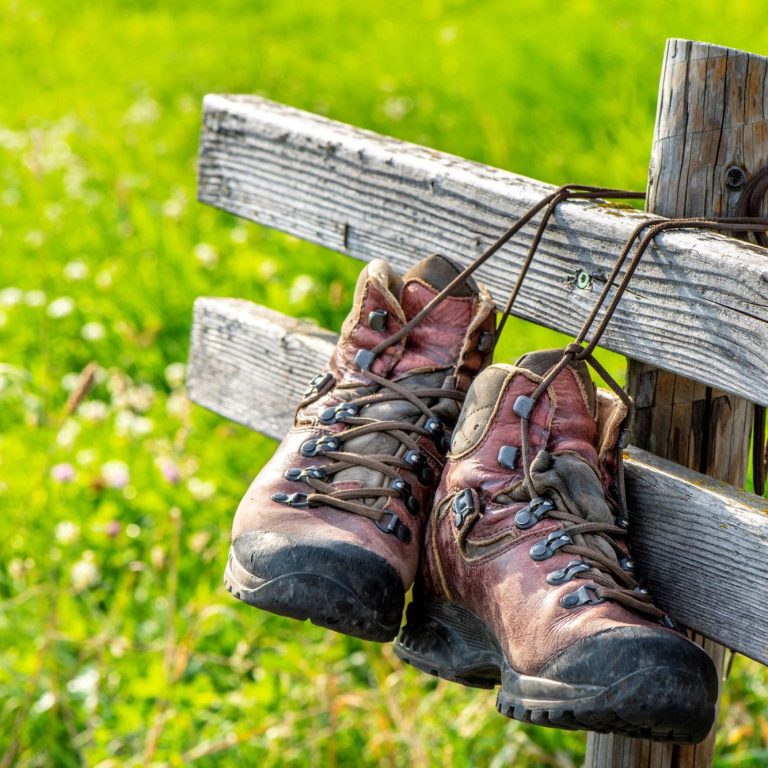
[225,255,496,641]
[395,351,718,741]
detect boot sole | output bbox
[395,593,714,743]
[224,537,405,643]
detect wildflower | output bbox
[81,322,105,341]
[0,287,23,306]
[105,520,121,538]
[193,242,219,267]
[32,691,57,715]
[101,460,130,489]
[115,411,153,438]
[188,477,216,502]
[64,261,89,280]
[289,274,315,304]
[164,362,186,389]
[51,463,76,484]
[166,390,189,420]
[56,420,81,448]
[47,296,75,319]
[71,553,100,591]
[157,457,181,485]
[78,401,109,423]
[55,520,80,544]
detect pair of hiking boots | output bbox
[225,254,717,743]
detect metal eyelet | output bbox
[497,445,519,470]
[560,584,605,609]
[303,372,334,397]
[620,556,634,572]
[404,449,434,484]
[452,489,474,528]
[375,510,411,543]
[529,530,573,561]
[271,492,316,508]
[390,477,419,516]
[354,349,376,371]
[616,516,630,530]
[424,417,443,436]
[546,560,590,585]
[284,466,327,483]
[514,497,554,529]
[513,395,536,419]
[319,403,359,425]
[368,309,388,331]
[634,586,649,595]
[300,436,341,457]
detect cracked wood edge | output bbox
[197,92,768,406]
[187,296,768,665]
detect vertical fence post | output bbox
[583,38,768,768]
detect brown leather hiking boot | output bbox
[225,255,495,641]
[395,350,718,741]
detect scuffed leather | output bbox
[233,258,496,590]
[422,358,671,675]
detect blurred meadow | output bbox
[2,0,768,765]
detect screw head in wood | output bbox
[725,165,746,190]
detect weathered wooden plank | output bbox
[187,296,768,665]
[198,92,768,406]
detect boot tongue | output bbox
[393,255,479,378]
[330,260,407,381]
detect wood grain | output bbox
[198,92,768,407]
[187,296,768,666]
[587,38,768,768]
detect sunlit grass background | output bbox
[2,0,768,765]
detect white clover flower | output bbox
[0,287,23,307]
[32,691,56,715]
[56,420,81,448]
[8,558,25,580]
[55,520,80,544]
[78,400,109,423]
[166,390,189,420]
[71,554,100,591]
[64,261,89,280]
[164,362,186,389]
[289,274,316,304]
[47,296,75,319]
[101,460,130,489]
[81,322,105,341]
[126,383,154,412]
[193,242,219,267]
[24,290,46,307]
[188,477,216,502]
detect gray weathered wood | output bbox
[198,92,768,407]
[187,296,768,666]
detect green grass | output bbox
[1,0,768,765]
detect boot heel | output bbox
[394,591,501,689]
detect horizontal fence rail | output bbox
[198,95,768,406]
[188,296,768,664]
